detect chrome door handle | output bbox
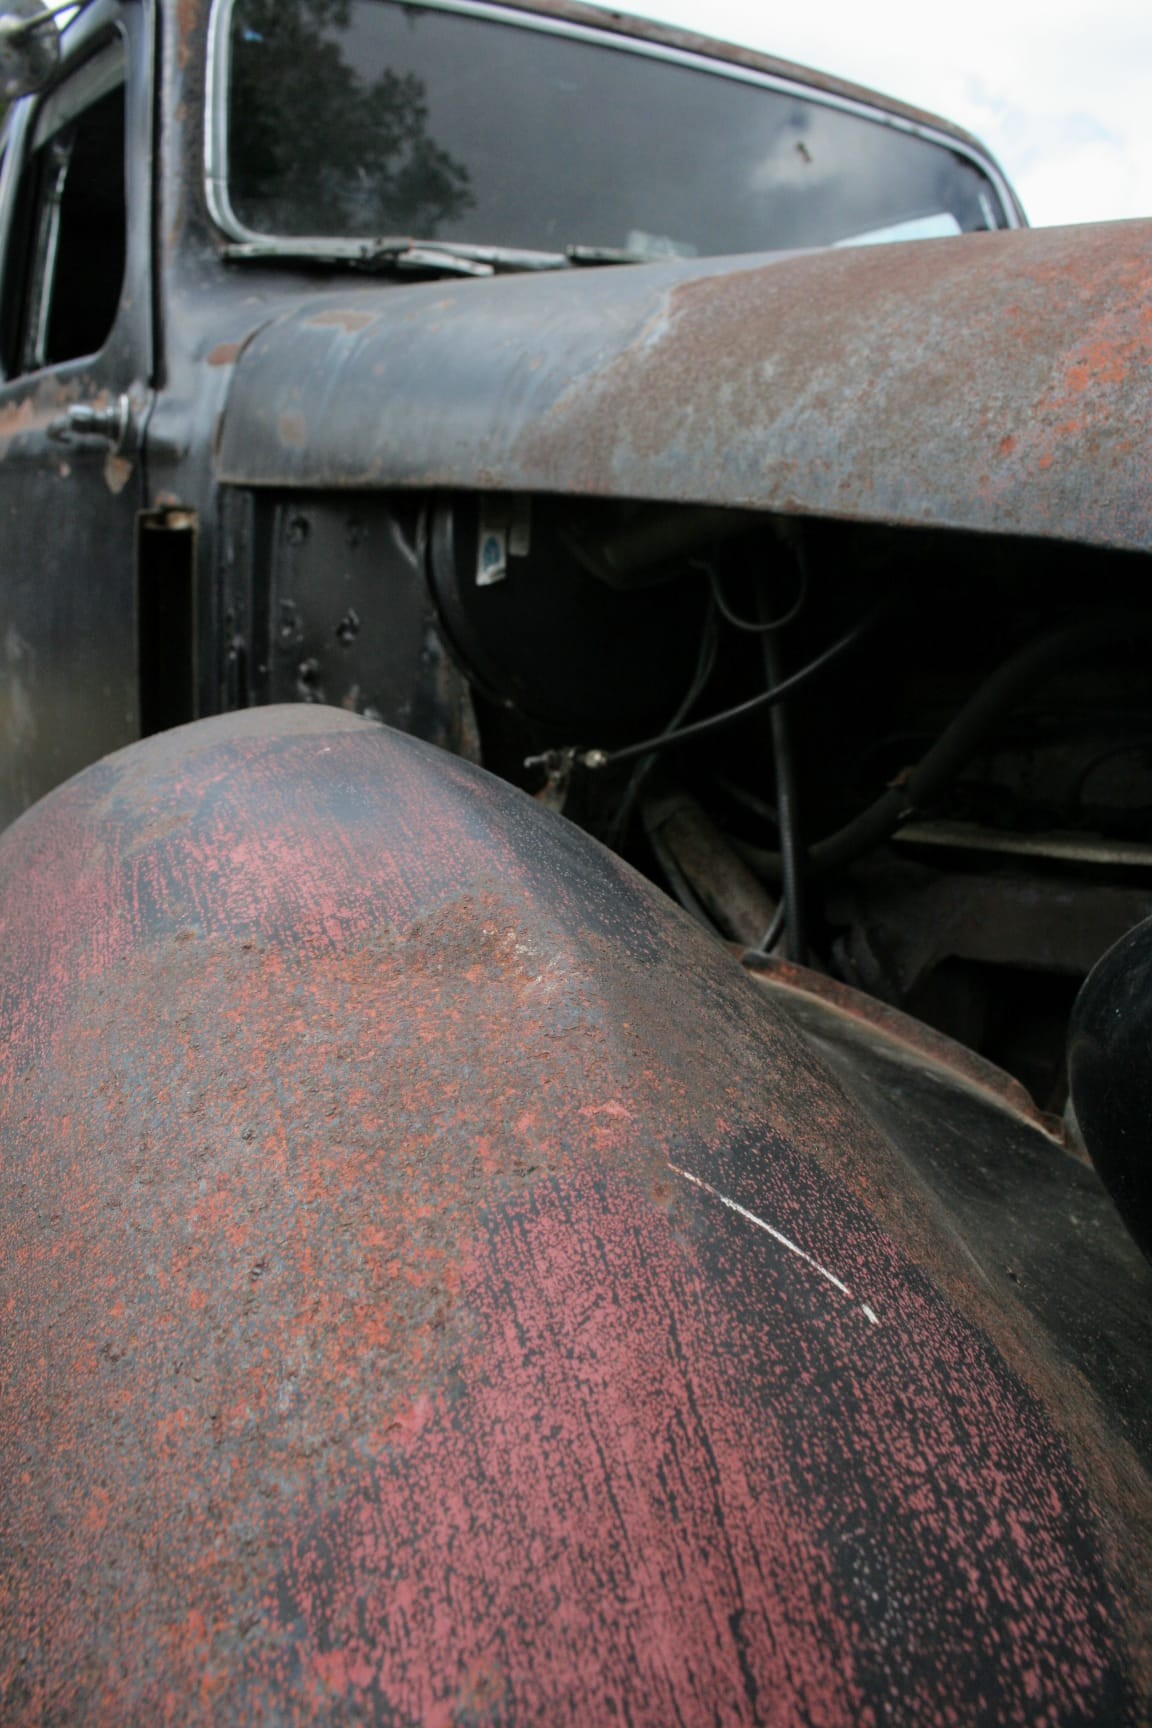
[48,393,131,446]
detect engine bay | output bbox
[225,487,1152,1119]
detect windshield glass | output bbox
[220,0,1009,256]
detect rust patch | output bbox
[0,382,71,450]
[278,409,307,449]
[305,309,378,334]
[0,380,110,453]
[214,223,1152,553]
[0,710,1147,1719]
[0,396,40,444]
[206,341,242,367]
[176,0,200,70]
[103,451,133,495]
[524,224,1152,544]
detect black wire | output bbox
[710,556,808,634]
[607,602,720,845]
[754,900,787,956]
[741,611,1152,884]
[584,602,885,772]
[762,625,806,965]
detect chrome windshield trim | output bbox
[204,0,1022,250]
[203,0,231,235]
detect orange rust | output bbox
[216,223,1152,553]
[278,409,307,449]
[306,309,378,334]
[103,452,133,495]
[176,0,200,71]
[0,384,70,448]
[0,708,1147,1728]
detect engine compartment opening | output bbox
[425,492,1152,1115]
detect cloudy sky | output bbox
[618,0,1151,228]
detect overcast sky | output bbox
[616,0,1151,228]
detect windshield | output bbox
[217,0,1011,258]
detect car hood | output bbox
[216,219,1152,554]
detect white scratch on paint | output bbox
[668,1163,880,1326]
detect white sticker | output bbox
[477,501,508,586]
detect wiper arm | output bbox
[222,236,572,277]
[565,244,652,266]
[222,236,656,276]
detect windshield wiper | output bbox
[222,236,573,277]
[564,244,655,266]
[223,236,658,277]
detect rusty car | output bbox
[0,0,1149,1720]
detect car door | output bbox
[0,0,153,828]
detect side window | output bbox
[1,37,126,378]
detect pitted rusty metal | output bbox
[216,222,1152,554]
[1,708,1149,1722]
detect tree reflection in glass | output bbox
[223,0,1006,256]
[227,0,472,238]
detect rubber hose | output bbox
[745,613,1148,885]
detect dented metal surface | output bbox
[216,221,1152,553]
[1,707,1150,1722]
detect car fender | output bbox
[0,707,1147,1721]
